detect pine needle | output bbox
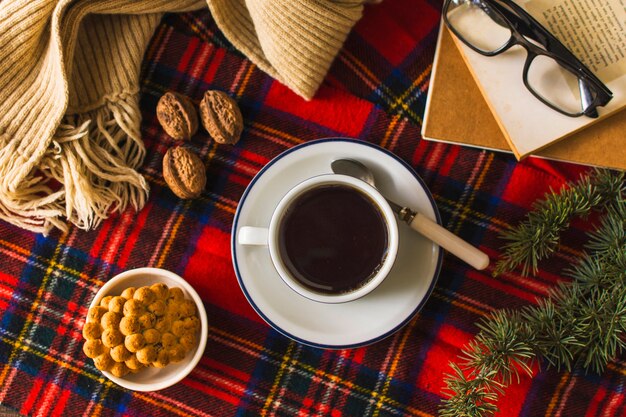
[494,169,624,277]
[441,171,626,417]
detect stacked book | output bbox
[423,0,625,170]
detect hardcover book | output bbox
[422,25,626,171]
[443,0,626,160]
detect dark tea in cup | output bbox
[277,184,389,294]
[237,174,398,303]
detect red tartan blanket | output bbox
[0,0,623,416]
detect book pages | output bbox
[450,0,626,159]
[422,24,626,170]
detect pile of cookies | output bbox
[82,283,200,377]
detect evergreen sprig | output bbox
[441,171,626,417]
[494,169,625,276]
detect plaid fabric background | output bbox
[0,0,624,416]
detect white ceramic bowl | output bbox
[88,267,208,391]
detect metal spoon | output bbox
[331,159,489,270]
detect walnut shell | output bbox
[199,90,243,145]
[156,92,199,141]
[162,146,206,199]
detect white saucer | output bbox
[231,138,442,349]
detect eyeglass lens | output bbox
[446,0,512,53]
[526,55,593,115]
[446,0,593,115]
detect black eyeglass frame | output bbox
[443,0,613,118]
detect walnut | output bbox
[199,90,243,145]
[162,146,206,199]
[157,92,199,141]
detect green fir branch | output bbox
[441,176,626,417]
[494,169,625,277]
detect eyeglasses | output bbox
[443,0,613,118]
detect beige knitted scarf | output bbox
[0,0,367,234]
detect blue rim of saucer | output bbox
[230,138,443,349]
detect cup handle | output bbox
[238,226,270,246]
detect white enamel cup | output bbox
[237,174,399,303]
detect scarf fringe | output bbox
[0,93,149,234]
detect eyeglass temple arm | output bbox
[490,2,575,60]
[488,0,611,97]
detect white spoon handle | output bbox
[409,213,490,270]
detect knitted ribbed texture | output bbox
[208,0,366,100]
[0,0,205,233]
[0,0,368,233]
